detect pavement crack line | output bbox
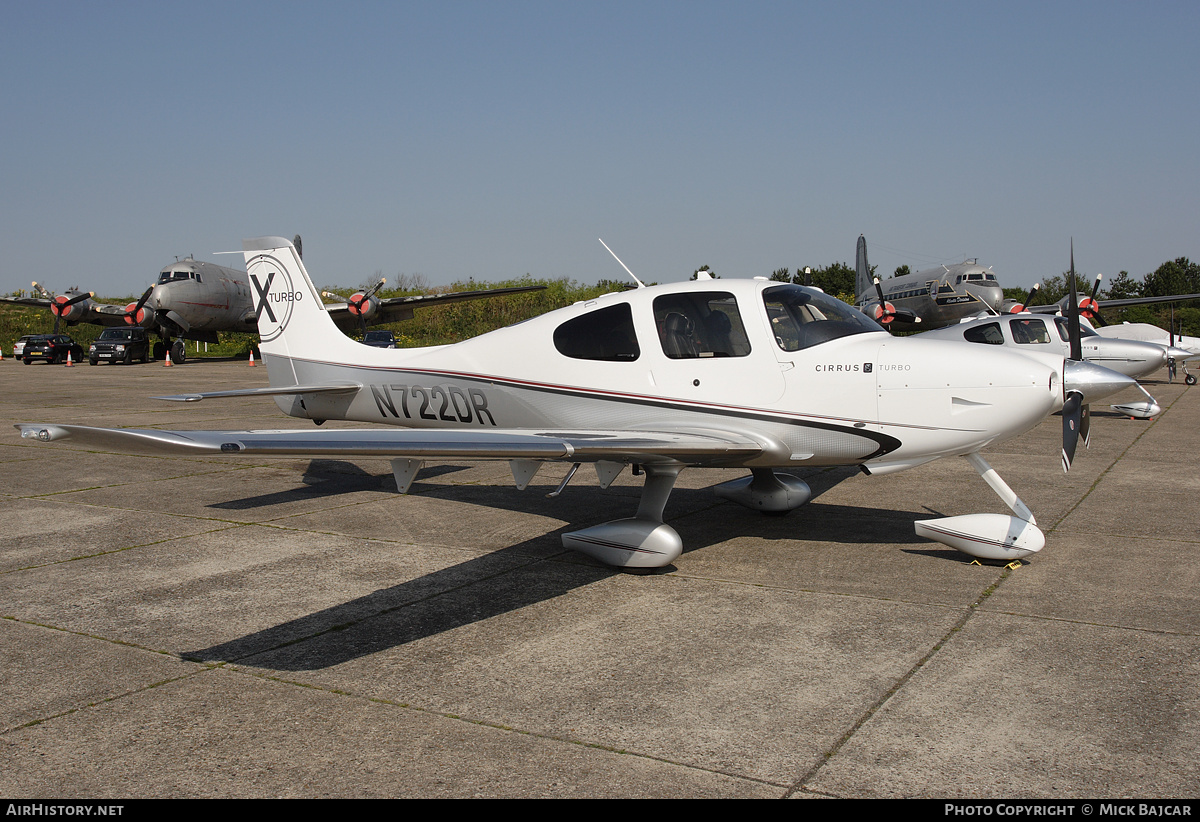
[782,388,1184,798]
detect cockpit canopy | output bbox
[961,315,1098,346]
[551,283,884,362]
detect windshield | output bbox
[1053,316,1098,341]
[98,329,132,341]
[158,269,199,284]
[763,285,883,351]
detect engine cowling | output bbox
[1077,295,1101,321]
[51,294,94,324]
[123,301,156,328]
[870,301,897,325]
[347,293,381,321]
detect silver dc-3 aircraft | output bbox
[854,235,1004,330]
[16,236,1140,567]
[2,235,543,363]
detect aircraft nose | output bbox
[150,283,171,311]
[963,283,1003,312]
[1063,360,1137,403]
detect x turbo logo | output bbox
[251,271,276,323]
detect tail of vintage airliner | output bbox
[242,236,381,366]
[855,234,871,301]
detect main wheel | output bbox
[171,340,187,364]
[1187,374,1197,386]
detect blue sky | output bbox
[2,1,1197,297]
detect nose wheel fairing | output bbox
[915,452,1045,561]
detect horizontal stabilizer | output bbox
[152,383,362,403]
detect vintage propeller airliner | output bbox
[17,237,1139,567]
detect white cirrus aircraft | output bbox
[16,236,1140,567]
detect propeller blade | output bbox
[1062,391,1083,472]
[1078,273,1105,325]
[365,277,387,299]
[133,286,153,313]
[1021,283,1040,311]
[64,290,94,308]
[1081,404,1091,450]
[126,286,154,322]
[1067,241,1082,361]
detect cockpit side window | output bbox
[763,284,882,352]
[652,292,751,359]
[963,322,1005,345]
[553,303,640,361]
[1010,317,1051,344]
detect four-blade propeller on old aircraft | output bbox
[16,237,1141,567]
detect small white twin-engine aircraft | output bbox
[1093,322,1200,385]
[16,237,1140,567]
[917,313,1171,419]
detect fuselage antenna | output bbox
[598,238,646,288]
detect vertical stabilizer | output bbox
[855,234,871,302]
[242,236,360,364]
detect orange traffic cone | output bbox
[163,351,172,367]
[65,351,74,367]
[248,350,256,366]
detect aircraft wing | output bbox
[0,297,135,328]
[14,424,763,465]
[0,296,52,308]
[327,284,547,329]
[1027,292,1200,314]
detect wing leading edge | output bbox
[14,423,763,465]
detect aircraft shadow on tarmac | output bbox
[183,466,944,671]
[207,460,471,509]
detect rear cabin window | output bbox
[553,303,640,361]
[1010,317,1051,344]
[653,292,751,359]
[963,322,1004,345]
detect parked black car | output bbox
[22,334,85,365]
[362,330,397,349]
[89,327,151,365]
